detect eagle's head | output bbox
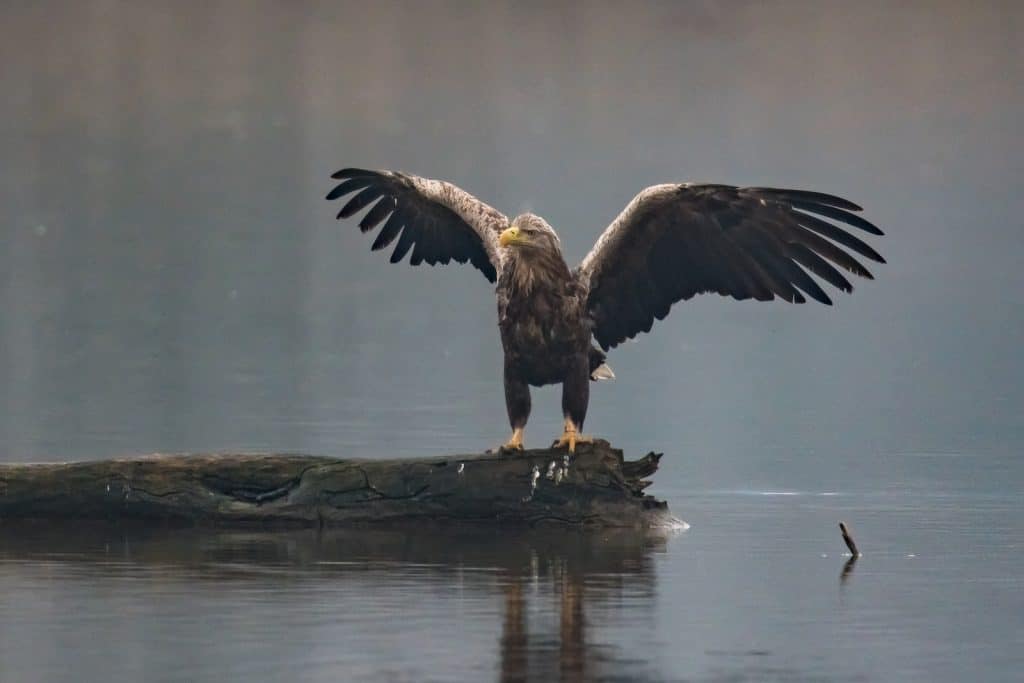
[500,213,561,254]
[499,214,569,291]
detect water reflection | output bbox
[0,523,668,682]
[490,531,663,683]
[839,555,858,586]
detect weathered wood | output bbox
[0,440,672,528]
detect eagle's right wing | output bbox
[327,168,509,282]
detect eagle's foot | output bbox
[552,419,592,453]
[499,427,525,453]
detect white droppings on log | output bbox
[522,464,541,502]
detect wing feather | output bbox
[370,210,405,251]
[795,211,886,263]
[745,187,862,211]
[790,201,883,235]
[338,186,385,219]
[325,176,374,200]
[326,168,508,282]
[358,196,396,233]
[390,220,417,264]
[785,242,853,292]
[577,184,885,349]
[782,223,872,279]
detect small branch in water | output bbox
[839,521,861,557]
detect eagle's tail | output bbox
[588,346,615,381]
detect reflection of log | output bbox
[0,440,671,527]
[559,572,586,683]
[0,523,666,682]
[501,582,528,683]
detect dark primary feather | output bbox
[577,184,886,350]
[336,186,384,219]
[744,187,863,212]
[326,168,507,282]
[371,209,406,251]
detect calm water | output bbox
[2,1,1023,681]
[0,480,1020,682]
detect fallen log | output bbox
[0,440,673,528]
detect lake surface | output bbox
[2,1,1022,681]
[0,474,1020,682]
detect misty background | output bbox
[1,2,1022,682]
[3,1,1021,490]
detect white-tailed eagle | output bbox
[327,168,884,452]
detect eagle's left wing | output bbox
[576,184,885,350]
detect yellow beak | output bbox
[499,226,520,247]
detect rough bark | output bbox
[0,440,671,528]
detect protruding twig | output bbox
[839,521,861,557]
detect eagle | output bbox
[326,168,884,452]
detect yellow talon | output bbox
[502,427,525,451]
[552,419,593,453]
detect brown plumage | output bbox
[326,168,885,451]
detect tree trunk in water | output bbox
[0,440,672,528]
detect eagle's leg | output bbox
[553,356,593,453]
[502,360,531,451]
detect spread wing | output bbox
[326,168,509,282]
[577,184,886,350]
